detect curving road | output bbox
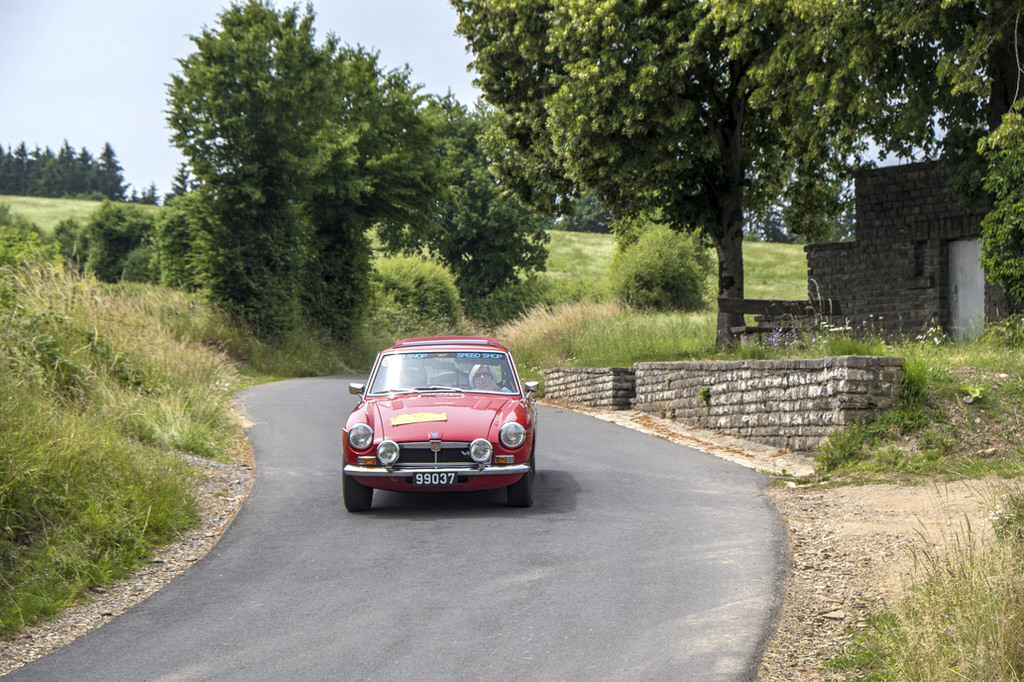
[7,376,787,681]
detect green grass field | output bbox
[741,240,809,299]
[0,195,160,234]
[543,229,808,301]
[545,229,618,282]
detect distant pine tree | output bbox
[0,139,128,200]
[97,143,126,201]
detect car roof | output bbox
[388,336,509,352]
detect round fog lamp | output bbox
[500,422,526,449]
[469,438,493,464]
[377,440,400,466]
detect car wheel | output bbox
[343,473,373,512]
[506,453,535,508]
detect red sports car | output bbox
[342,336,538,512]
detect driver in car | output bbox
[470,364,505,391]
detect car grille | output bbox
[396,441,475,468]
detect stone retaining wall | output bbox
[544,356,905,453]
[633,356,904,452]
[543,366,636,410]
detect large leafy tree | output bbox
[378,98,550,322]
[168,0,334,332]
[168,1,445,335]
[453,0,855,344]
[299,48,445,333]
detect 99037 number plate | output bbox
[412,472,457,486]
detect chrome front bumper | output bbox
[343,463,530,478]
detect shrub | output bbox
[52,217,86,270]
[610,225,713,311]
[153,193,208,290]
[85,201,158,283]
[469,275,547,326]
[983,314,1024,350]
[369,256,463,337]
[122,245,156,282]
[1,226,59,270]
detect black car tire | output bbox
[343,473,374,512]
[506,452,535,508]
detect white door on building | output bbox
[949,239,985,341]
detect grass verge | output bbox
[0,260,356,637]
[497,302,717,383]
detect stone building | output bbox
[805,162,1020,340]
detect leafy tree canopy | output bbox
[300,44,447,332]
[167,0,444,335]
[377,98,551,322]
[453,0,859,343]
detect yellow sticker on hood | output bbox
[390,412,448,426]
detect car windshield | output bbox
[368,350,518,395]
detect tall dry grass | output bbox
[497,301,717,382]
[0,261,245,635]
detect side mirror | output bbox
[523,381,539,399]
[349,382,366,395]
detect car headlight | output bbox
[348,423,373,450]
[469,438,493,464]
[499,422,526,449]
[377,440,400,466]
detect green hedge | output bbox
[369,256,463,337]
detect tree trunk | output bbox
[715,92,746,347]
[715,196,745,347]
[988,34,1022,132]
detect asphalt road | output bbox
[8,376,788,681]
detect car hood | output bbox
[370,393,519,441]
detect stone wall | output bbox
[543,367,636,410]
[631,356,905,452]
[806,162,1019,337]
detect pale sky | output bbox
[0,0,479,197]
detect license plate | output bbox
[412,472,457,486]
